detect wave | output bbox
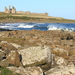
[0,26,12,28]
[18,24,35,28]
[47,25,58,30]
[47,25,75,32]
[0,23,75,32]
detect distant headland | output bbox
[0,5,75,23]
[4,5,48,16]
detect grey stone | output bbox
[18,46,52,67]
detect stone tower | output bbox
[45,12,48,16]
[8,5,12,13]
[4,7,8,13]
[4,6,16,13]
[12,6,16,13]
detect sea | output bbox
[0,22,75,32]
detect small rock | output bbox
[55,56,68,66]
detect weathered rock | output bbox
[51,48,68,56]
[60,33,73,40]
[0,41,17,54]
[10,43,22,49]
[7,66,43,75]
[68,62,75,66]
[0,59,9,67]
[61,40,73,46]
[0,50,6,61]
[18,46,52,67]
[55,56,68,66]
[68,54,75,65]
[45,65,75,75]
[68,48,75,56]
[0,28,12,31]
[6,50,20,67]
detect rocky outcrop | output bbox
[0,28,12,31]
[7,66,43,75]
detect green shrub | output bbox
[0,67,21,75]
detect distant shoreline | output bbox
[0,19,75,23]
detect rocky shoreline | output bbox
[0,28,12,32]
[0,29,75,75]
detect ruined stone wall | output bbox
[17,11,48,16]
[4,6,48,16]
[16,11,23,14]
[24,11,31,14]
[37,13,48,16]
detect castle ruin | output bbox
[4,6,48,16]
[5,6,16,13]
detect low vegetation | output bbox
[0,12,75,23]
[0,67,21,75]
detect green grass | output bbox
[0,12,75,23]
[0,67,21,75]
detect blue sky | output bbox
[0,0,75,20]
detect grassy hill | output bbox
[0,12,75,23]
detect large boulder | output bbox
[45,65,75,75]
[18,46,52,67]
[7,66,43,75]
[6,50,21,67]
